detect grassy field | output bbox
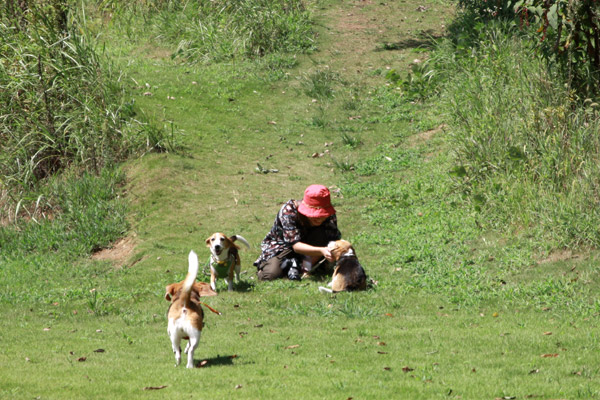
[2,0,600,399]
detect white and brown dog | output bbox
[205,233,250,292]
[165,250,217,368]
[319,240,367,294]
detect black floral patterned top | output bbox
[254,200,341,267]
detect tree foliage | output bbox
[456,0,600,94]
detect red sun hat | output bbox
[298,184,336,218]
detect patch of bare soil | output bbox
[91,235,138,267]
[406,124,447,147]
[324,0,453,83]
[537,249,582,265]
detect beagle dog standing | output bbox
[205,233,250,292]
[165,250,217,368]
[319,240,367,294]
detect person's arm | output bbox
[292,242,333,262]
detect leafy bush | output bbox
[455,0,515,18]
[514,0,600,94]
[455,0,600,94]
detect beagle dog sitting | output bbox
[165,250,217,368]
[319,240,367,294]
[205,233,250,292]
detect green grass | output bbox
[2,0,600,399]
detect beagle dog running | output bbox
[319,240,367,294]
[165,250,218,368]
[205,233,250,292]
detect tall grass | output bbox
[0,2,170,222]
[0,168,127,260]
[436,20,600,247]
[104,0,316,63]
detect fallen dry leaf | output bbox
[543,331,552,335]
[402,366,414,373]
[383,367,391,371]
[377,342,386,346]
[198,360,208,368]
[143,385,167,391]
[285,344,300,349]
[77,357,87,362]
[529,368,540,374]
[235,384,243,389]
[43,327,51,331]
[93,349,105,353]
[267,121,277,125]
[541,353,559,358]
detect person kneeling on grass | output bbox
[254,184,342,281]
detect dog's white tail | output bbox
[181,250,199,306]
[318,286,333,294]
[231,235,250,249]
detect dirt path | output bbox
[94,0,454,268]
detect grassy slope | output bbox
[1,1,600,399]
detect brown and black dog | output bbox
[205,233,250,292]
[165,250,217,368]
[319,240,367,294]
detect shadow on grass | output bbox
[376,30,445,51]
[234,280,256,292]
[195,354,250,368]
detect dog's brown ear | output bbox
[195,282,217,297]
[165,284,177,301]
[205,236,211,246]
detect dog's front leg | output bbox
[210,270,217,292]
[235,264,241,283]
[226,277,233,291]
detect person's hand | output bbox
[321,247,334,262]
